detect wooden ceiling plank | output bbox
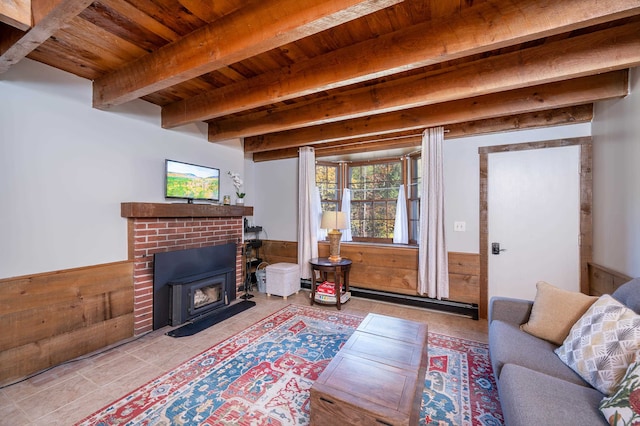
[430,0,461,18]
[0,0,93,73]
[63,16,146,65]
[1,0,31,31]
[209,21,640,141]
[27,31,107,79]
[251,104,594,161]
[162,0,640,128]
[242,70,628,152]
[0,25,25,55]
[102,0,180,43]
[92,0,404,109]
[176,0,242,24]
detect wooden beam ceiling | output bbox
[163,0,640,129]
[0,0,31,31]
[0,0,94,73]
[209,21,640,141]
[91,0,404,109]
[1,0,638,160]
[243,71,629,153]
[252,105,595,161]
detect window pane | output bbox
[408,156,421,242]
[317,157,420,244]
[348,161,402,240]
[316,163,340,209]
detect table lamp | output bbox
[321,211,347,262]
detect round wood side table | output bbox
[309,257,352,310]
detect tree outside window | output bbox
[316,163,340,213]
[349,161,402,242]
[316,158,418,244]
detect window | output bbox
[349,161,402,242]
[316,163,340,213]
[408,155,421,243]
[316,157,419,244]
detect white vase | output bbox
[236,198,245,205]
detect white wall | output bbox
[0,59,244,279]
[4,58,636,280]
[444,124,590,253]
[592,67,640,277]
[251,124,591,251]
[252,157,299,241]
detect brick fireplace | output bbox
[121,202,252,335]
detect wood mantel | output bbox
[121,202,253,218]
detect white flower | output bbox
[228,171,245,198]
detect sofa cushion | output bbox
[498,364,607,426]
[612,277,640,314]
[555,294,640,395]
[599,351,640,425]
[520,281,597,345]
[489,320,589,386]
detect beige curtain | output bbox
[418,127,449,299]
[297,147,318,279]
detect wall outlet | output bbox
[454,221,466,232]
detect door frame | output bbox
[478,137,592,318]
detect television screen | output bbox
[165,159,220,202]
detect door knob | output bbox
[491,242,507,255]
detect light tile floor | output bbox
[0,290,488,425]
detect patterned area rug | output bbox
[76,305,503,425]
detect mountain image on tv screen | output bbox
[166,160,220,201]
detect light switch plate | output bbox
[454,221,466,232]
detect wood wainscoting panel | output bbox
[0,261,134,386]
[447,252,480,304]
[261,240,479,303]
[320,243,419,295]
[588,262,632,297]
[261,240,298,265]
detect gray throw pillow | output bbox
[612,277,640,314]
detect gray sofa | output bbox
[488,278,640,426]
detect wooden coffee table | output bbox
[310,313,428,425]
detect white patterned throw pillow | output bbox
[555,295,640,395]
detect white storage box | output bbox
[266,263,300,299]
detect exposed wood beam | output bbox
[162,0,640,129]
[92,0,404,109]
[252,105,594,161]
[244,71,627,153]
[0,0,93,73]
[211,21,640,141]
[1,0,31,31]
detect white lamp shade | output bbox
[321,211,347,230]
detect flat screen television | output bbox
[165,159,220,203]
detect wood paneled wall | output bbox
[260,240,479,304]
[588,262,632,296]
[0,261,134,386]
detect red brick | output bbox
[158,228,178,235]
[147,222,169,229]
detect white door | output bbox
[488,145,580,301]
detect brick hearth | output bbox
[122,203,250,335]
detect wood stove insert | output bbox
[153,243,237,329]
[168,267,234,326]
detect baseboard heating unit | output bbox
[300,280,479,320]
